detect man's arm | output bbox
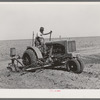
[42,31,52,35]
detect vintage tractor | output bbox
[21,32,84,74]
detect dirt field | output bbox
[0,36,100,89]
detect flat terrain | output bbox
[0,37,100,89]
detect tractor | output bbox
[21,31,84,74]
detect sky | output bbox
[0,2,100,40]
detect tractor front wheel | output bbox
[77,58,84,73]
[66,58,83,74]
[22,49,37,67]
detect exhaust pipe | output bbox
[32,31,34,46]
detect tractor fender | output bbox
[26,46,43,59]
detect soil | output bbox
[0,37,100,89]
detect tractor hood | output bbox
[45,40,76,53]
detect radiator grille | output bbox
[68,41,76,52]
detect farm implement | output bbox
[7,29,84,74]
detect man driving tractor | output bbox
[35,27,52,56]
[35,27,52,46]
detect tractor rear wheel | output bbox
[66,59,82,74]
[22,49,37,67]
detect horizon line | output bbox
[0,35,100,41]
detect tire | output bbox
[77,58,84,73]
[66,59,81,73]
[22,49,37,67]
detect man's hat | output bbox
[40,27,44,33]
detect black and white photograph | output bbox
[0,2,100,93]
